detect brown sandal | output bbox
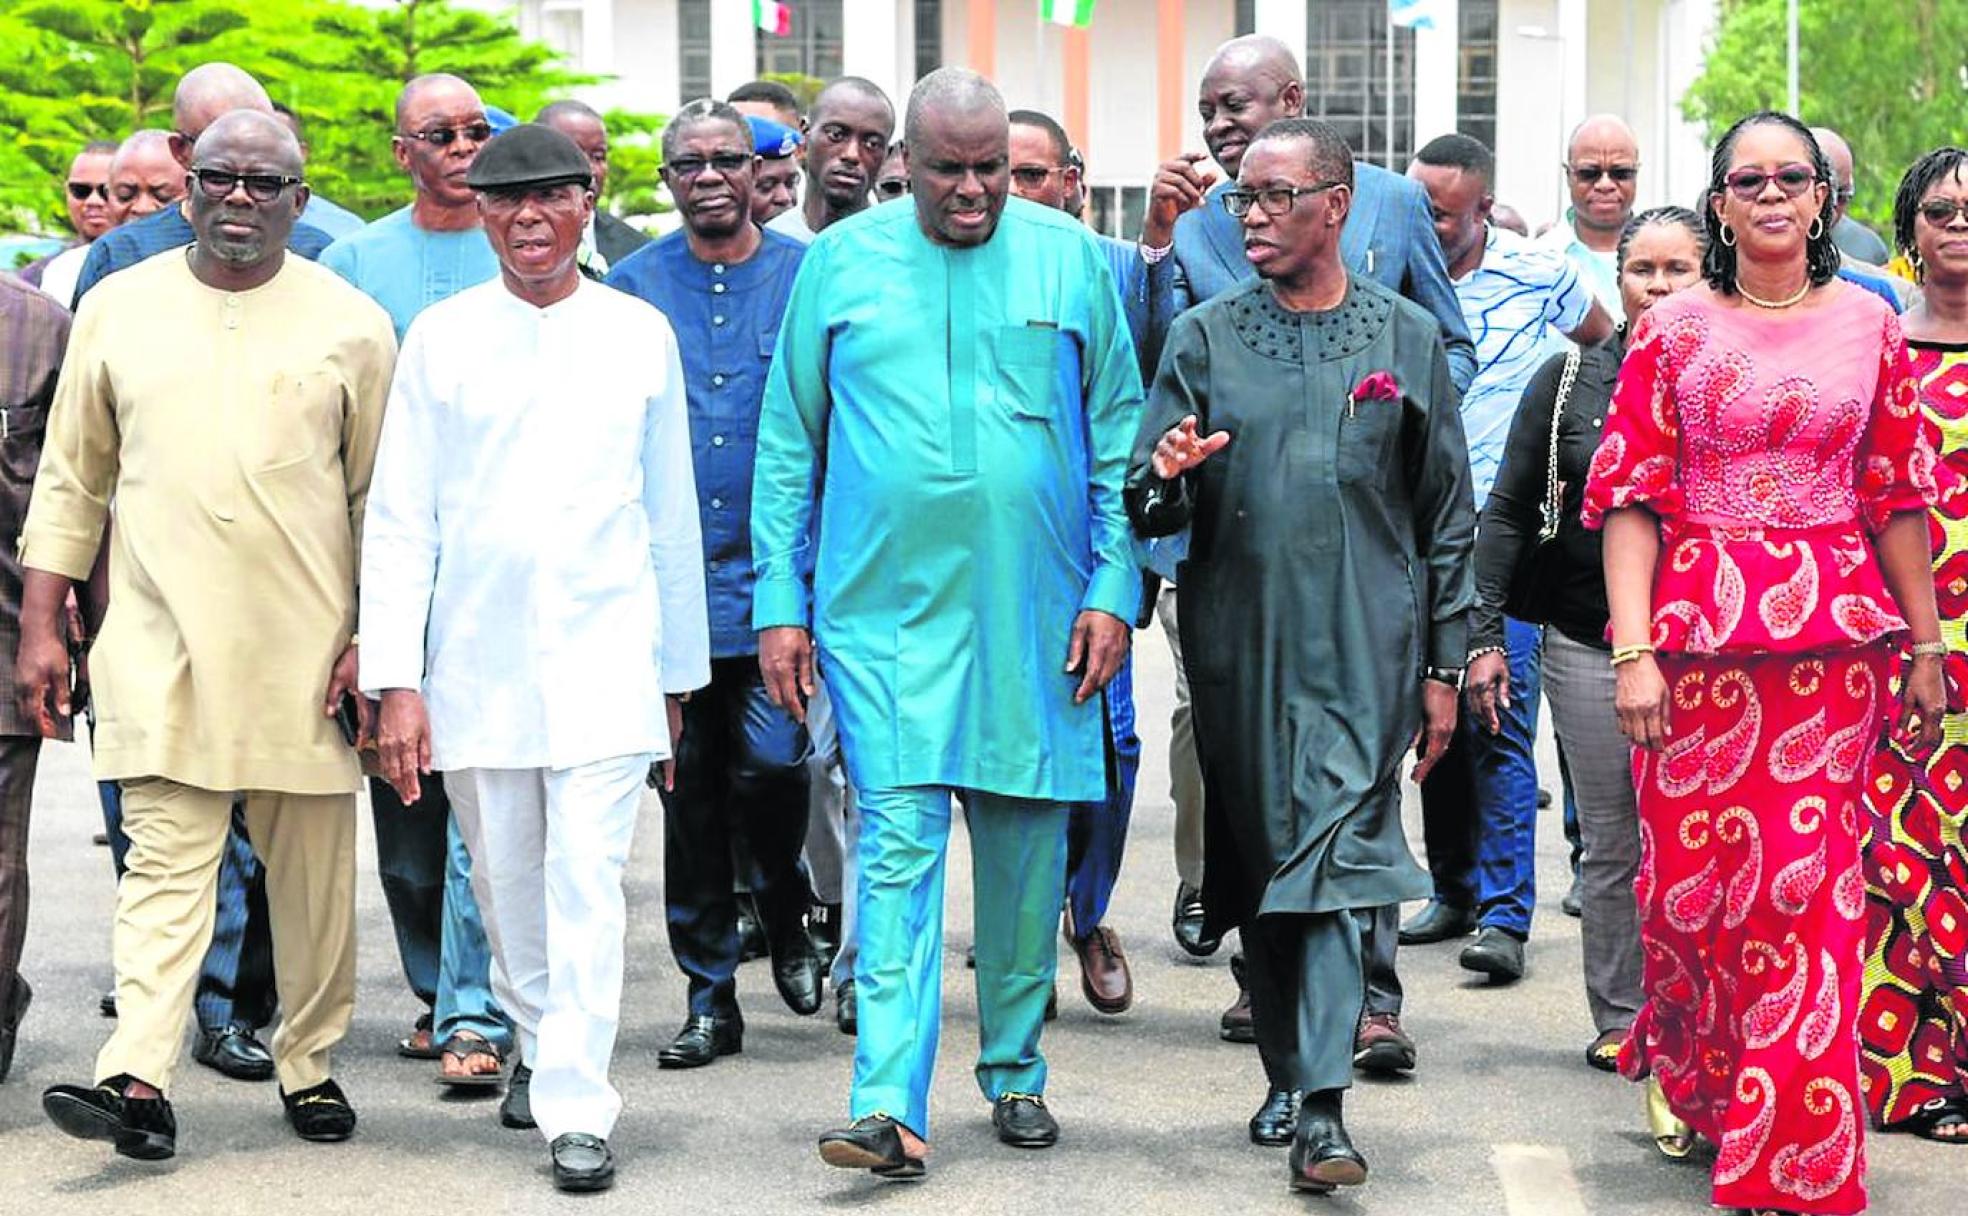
[396,1012,440,1060]
[435,1033,505,1089]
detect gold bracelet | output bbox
[1610,644,1655,667]
[1910,640,1946,659]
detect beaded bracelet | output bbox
[1911,641,1947,659]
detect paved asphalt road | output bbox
[0,637,1953,1214]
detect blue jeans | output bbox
[368,775,509,1048]
[99,781,275,1032]
[1472,616,1545,937]
[1066,656,1138,935]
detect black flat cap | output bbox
[466,122,593,192]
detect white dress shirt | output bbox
[360,277,710,771]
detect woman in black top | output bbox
[1465,207,1705,1117]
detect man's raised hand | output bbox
[1141,152,1218,249]
[1151,415,1232,480]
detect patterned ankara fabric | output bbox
[1630,649,1886,1216]
[1858,341,1968,1129]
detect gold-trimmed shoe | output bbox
[1645,1077,1695,1159]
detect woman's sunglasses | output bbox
[1721,163,1817,201]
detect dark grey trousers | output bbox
[1245,908,1370,1093]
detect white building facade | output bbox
[475,0,1717,235]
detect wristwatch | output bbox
[1423,664,1465,689]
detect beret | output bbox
[746,115,803,159]
[467,122,592,191]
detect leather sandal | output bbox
[1888,1096,1968,1144]
[1585,1028,1624,1073]
[1645,1076,1695,1159]
[435,1033,505,1090]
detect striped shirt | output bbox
[0,273,72,737]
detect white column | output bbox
[1558,0,1589,143]
[1253,0,1307,64]
[581,0,615,75]
[1412,0,1459,144]
[842,0,906,110]
[709,0,757,99]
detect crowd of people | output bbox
[0,30,1963,1214]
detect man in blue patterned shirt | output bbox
[604,99,823,1069]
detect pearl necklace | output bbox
[1736,278,1811,309]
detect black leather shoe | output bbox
[1172,882,1221,957]
[1459,926,1528,983]
[818,1113,922,1177]
[0,977,30,1083]
[836,980,857,1036]
[1399,900,1477,945]
[281,1078,356,1142]
[657,1013,743,1069]
[735,896,768,962]
[551,1132,615,1192]
[1249,1087,1302,1146]
[500,1063,535,1129]
[1561,873,1584,918]
[44,1077,176,1160]
[991,1093,1059,1148]
[1290,1094,1367,1193]
[767,924,825,1016]
[193,1023,275,1082]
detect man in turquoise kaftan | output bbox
[751,69,1142,1176]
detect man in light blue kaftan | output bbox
[752,70,1142,1173]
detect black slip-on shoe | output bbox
[551,1132,615,1192]
[281,1078,356,1142]
[657,1013,743,1069]
[767,926,825,1016]
[991,1093,1059,1148]
[1459,926,1528,983]
[1248,1086,1302,1147]
[819,1113,922,1178]
[1290,1096,1367,1193]
[836,980,857,1036]
[192,1024,275,1082]
[1399,900,1477,945]
[1172,882,1221,957]
[500,1063,535,1129]
[44,1078,176,1160]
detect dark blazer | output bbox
[596,211,650,268]
[1145,162,1475,394]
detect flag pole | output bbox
[1384,9,1395,168]
[1785,0,1799,115]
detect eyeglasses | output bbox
[1568,164,1638,185]
[191,168,303,202]
[1721,163,1817,201]
[1918,198,1968,227]
[1010,165,1065,189]
[66,181,108,201]
[1222,181,1342,218]
[665,153,751,180]
[401,122,494,147]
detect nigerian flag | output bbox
[1041,0,1096,28]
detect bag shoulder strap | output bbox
[1538,346,1584,543]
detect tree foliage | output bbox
[1684,0,1968,237]
[0,0,666,233]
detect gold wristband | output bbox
[1910,640,1946,659]
[1610,644,1655,667]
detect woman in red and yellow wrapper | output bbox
[1585,111,1943,1216]
[1857,145,1968,1148]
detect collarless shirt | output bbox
[605,229,806,658]
[319,206,501,341]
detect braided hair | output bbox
[1891,146,1968,282]
[1700,111,1841,296]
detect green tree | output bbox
[1684,0,1968,241]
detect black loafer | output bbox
[819,1113,922,1177]
[991,1093,1059,1148]
[1459,926,1528,983]
[1172,882,1221,957]
[551,1132,615,1192]
[0,977,30,1083]
[281,1078,357,1142]
[1249,1087,1302,1146]
[1290,1095,1367,1193]
[44,1077,176,1160]
[657,1013,742,1069]
[1399,900,1477,945]
[836,980,857,1036]
[500,1063,535,1129]
[767,925,825,1016]
[193,1023,275,1082]
[735,896,768,962]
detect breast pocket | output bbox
[994,324,1063,424]
[1335,398,1399,486]
[250,371,338,476]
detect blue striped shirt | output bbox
[71,205,333,308]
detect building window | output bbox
[1456,0,1499,154]
[678,0,711,103]
[915,0,942,79]
[1303,0,1415,171]
[757,1,844,82]
[1088,184,1147,241]
[539,0,586,69]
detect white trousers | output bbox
[448,753,651,1141]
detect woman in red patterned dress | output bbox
[1585,111,1943,1216]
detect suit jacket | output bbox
[596,211,651,268]
[1145,162,1475,394]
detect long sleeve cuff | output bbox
[1427,612,1470,671]
[19,527,102,584]
[358,629,425,695]
[752,575,811,632]
[1080,561,1142,624]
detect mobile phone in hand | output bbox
[334,692,361,747]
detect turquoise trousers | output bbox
[850,786,1068,1139]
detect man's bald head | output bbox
[396,73,481,131]
[193,109,304,176]
[1197,35,1306,178]
[903,67,1003,147]
[172,63,271,141]
[1202,34,1305,92]
[1810,127,1858,224]
[1567,114,1637,162]
[108,129,184,222]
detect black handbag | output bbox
[1501,346,1582,625]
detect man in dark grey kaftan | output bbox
[1125,118,1475,1193]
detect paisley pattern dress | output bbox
[1859,341,1968,1129]
[1583,285,1936,1216]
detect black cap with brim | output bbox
[466,122,594,192]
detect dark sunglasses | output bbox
[192,168,303,202]
[402,122,494,147]
[666,153,751,179]
[1918,199,1968,227]
[874,179,909,198]
[1722,163,1817,201]
[1569,164,1637,185]
[1010,165,1064,189]
[66,180,108,201]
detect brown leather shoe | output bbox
[1352,1012,1416,1074]
[1070,925,1133,1014]
[1220,953,1255,1043]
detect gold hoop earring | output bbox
[1911,249,1927,284]
[1720,224,1736,248]
[1809,215,1825,241]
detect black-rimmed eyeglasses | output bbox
[1222,182,1342,218]
[191,168,303,202]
